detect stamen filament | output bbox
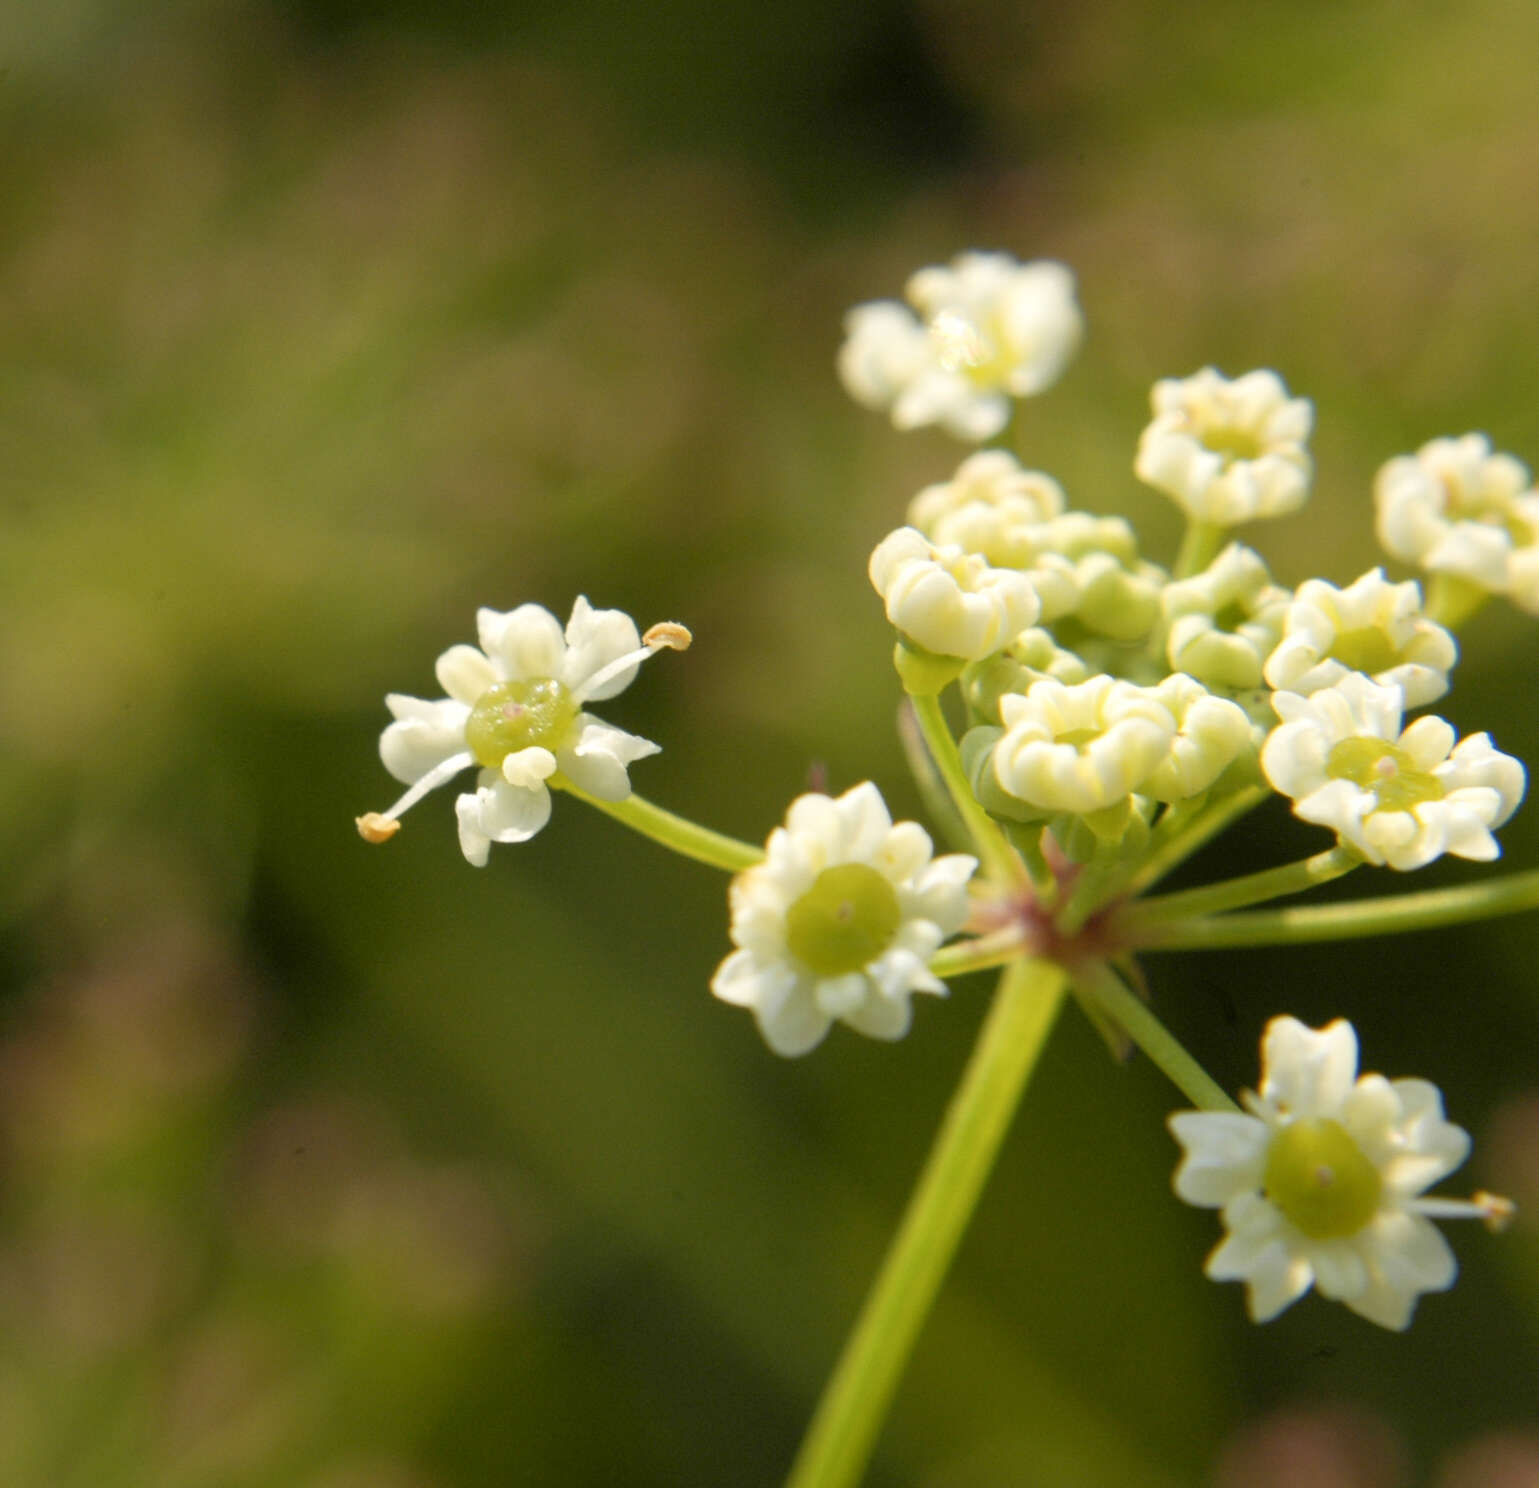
[357,750,477,840]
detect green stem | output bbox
[560,784,764,872]
[1128,865,1539,951]
[896,700,972,856]
[1117,786,1269,900]
[909,691,1024,889]
[1121,846,1360,927]
[784,958,1068,1488]
[1074,962,1239,1113]
[1173,519,1227,579]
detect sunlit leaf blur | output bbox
[2,0,1538,1482]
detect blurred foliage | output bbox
[1,0,1538,1484]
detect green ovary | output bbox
[1263,1118,1382,1239]
[785,864,902,978]
[1329,625,1401,676]
[465,679,579,768]
[1201,425,1264,462]
[1327,737,1445,813]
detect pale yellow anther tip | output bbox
[1476,1191,1517,1234]
[644,621,693,652]
[356,812,401,844]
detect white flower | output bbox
[869,526,1041,660]
[838,253,1083,441]
[1374,434,1539,614]
[989,676,1175,817]
[1141,674,1254,803]
[1263,568,1457,708]
[357,599,686,865]
[1261,674,1524,870]
[907,450,1066,568]
[1161,542,1291,692]
[1135,368,1313,525]
[710,783,976,1056]
[1170,1016,1514,1328]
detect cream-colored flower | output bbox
[1261,674,1524,870]
[837,253,1083,441]
[907,450,1066,568]
[1171,1016,1513,1328]
[1135,368,1313,525]
[1263,568,1457,709]
[711,783,976,1056]
[1374,434,1539,614]
[1161,543,1291,691]
[989,676,1175,817]
[1141,674,1254,803]
[357,599,682,864]
[869,526,1041,660]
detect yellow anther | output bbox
[644,621,693,652]
[356,812,402,844]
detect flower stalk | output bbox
[784,957,1068,1488]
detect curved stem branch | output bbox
[1128,865,1539,951]
[561,785,764,872]
[1120,846,1360,928]
[909,691,1024,890]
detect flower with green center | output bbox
[1161,542,1291,691]
[1261,673,1525,870]
[357,599,686,864]
[1135,367,1313,525]
[1170,1016,1513,1328]
[837,253,1083,442]
[710,783,976,1056]
[1375,434,1539,615]
[1264,568,1457,708]
[869,526,1041,661]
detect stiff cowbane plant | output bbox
[359,250,1535,1488]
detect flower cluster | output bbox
[360,247,1529,1356]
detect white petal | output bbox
[1168,1111,1270,1206]
[457,777,552,849]
[478,604,565,680]
[379,696,471,784]
[558,719,661,801]
[757,990,832,1057]
[561,596,644,700]
[435,644,499,703]
[1259,1016,1359,1117]
[842,990,914,1041]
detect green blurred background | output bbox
[2,1,1538,1483]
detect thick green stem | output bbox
[1129,865,1539,951]
[784,958,1068,1488]
[560,784,764,872]
[1120,846,1360,928]
[1074,962,1239,1113]
[909,691,1024,889]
